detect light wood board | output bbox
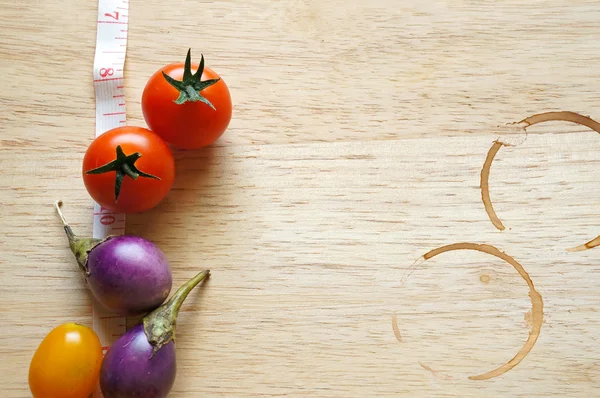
[1,1,599,397]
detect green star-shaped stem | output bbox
[162,48,221,108]
[85,145,161,202]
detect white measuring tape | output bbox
[92,0,129,396]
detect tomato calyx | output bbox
[162,48,221,108]
[85,145,161,202]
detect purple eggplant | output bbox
[55,200,172,315]
[100,270,210,398]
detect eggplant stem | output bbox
[143,270,211,355]
[165,270,210,321]
[54,199,76,241]
[54,200,68,226]
[54,199,103,275]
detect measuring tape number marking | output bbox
[91,0,129,395]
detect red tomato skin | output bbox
[142,63,232,149]
[82,126,175,213]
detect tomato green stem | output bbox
[143,270,210,356]
[162,49,220,108]
[85,145,160,202]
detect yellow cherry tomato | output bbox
[29,323,102,398]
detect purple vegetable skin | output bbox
[101,270,210,398]
[100,324,176,397]
[55,200,172,315]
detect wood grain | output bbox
[1,1,599,397]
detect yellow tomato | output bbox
[29,323,102,398]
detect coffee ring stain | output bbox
[479,111,599,252]
[393,242,544,381]
[391,315,403,343]
[566,235,600,253]
[420,362,455,380]
[480,141,505,231]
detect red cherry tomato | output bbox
[141,49,232,149]
[29,323,102,398]
[82,126,175,213]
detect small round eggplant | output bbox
[55,200,172,315]
[100,270,210,398]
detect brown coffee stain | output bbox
[420,362,454,380]
[566,235,600,253]
[480,274,491,284]
[419,243,544,381]
[480,111,599,251]
[524,311,533,328]
[400,256,426,287]
[519,111,600,133]
[480,141,506,231]
[583,362,600,383]
[391,315,403,343]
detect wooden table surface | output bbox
[1,1,599,396]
